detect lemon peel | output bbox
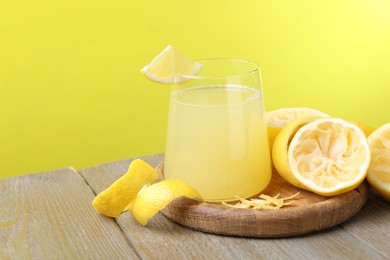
[92,159,158,217]
[130,179,202,225]
[222,192,300,210]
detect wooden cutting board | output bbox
[156,162,369,238]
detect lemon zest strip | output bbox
[222,192,300,210]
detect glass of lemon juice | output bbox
[164,58,272,202]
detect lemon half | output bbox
[367,123,390,200]
[273,117,371,196]
[266,107,329,152]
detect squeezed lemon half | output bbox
[266,108,329,152]
[266,107,375,153]
[367,123,390,200]
[272,117,371,196]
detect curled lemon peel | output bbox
[92,159,158,218]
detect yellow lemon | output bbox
[348,120,376,137]
[130,179,202,225]
[92,159,158,217]
[273,117,371,196]
[266,107,329,152]
[367,123,390,200]
[141,45,202,84]
[272,116,321,187]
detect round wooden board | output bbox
[156,162,369,238]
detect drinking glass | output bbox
[164,58,271,202]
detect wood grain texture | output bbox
[79,155,384,259]
[159,162,369,237]
[0,168,138,259]
[338,193,390,258]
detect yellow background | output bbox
[1,0,390,178]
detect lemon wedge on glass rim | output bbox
[367,123,390,200]
[272,117,371,196]
[141,45,202,84]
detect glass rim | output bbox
[178,58,260,80]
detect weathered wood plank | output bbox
[79,155,384,259]
[339,194,390,258]
[0,168,138,259]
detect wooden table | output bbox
[1,154,389,259]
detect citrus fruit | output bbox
[367,123,390,200]
[92,159,158,217]
[141,45,202,84]
[266,108,329,152]
[130,179,202,225]
[348,120,376,137]
[272,116,321,186]
[273,117,371,196]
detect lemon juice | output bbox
[164,84,272,202]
